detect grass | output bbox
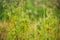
[0,0,60,40]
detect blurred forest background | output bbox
[0,0,60,40]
